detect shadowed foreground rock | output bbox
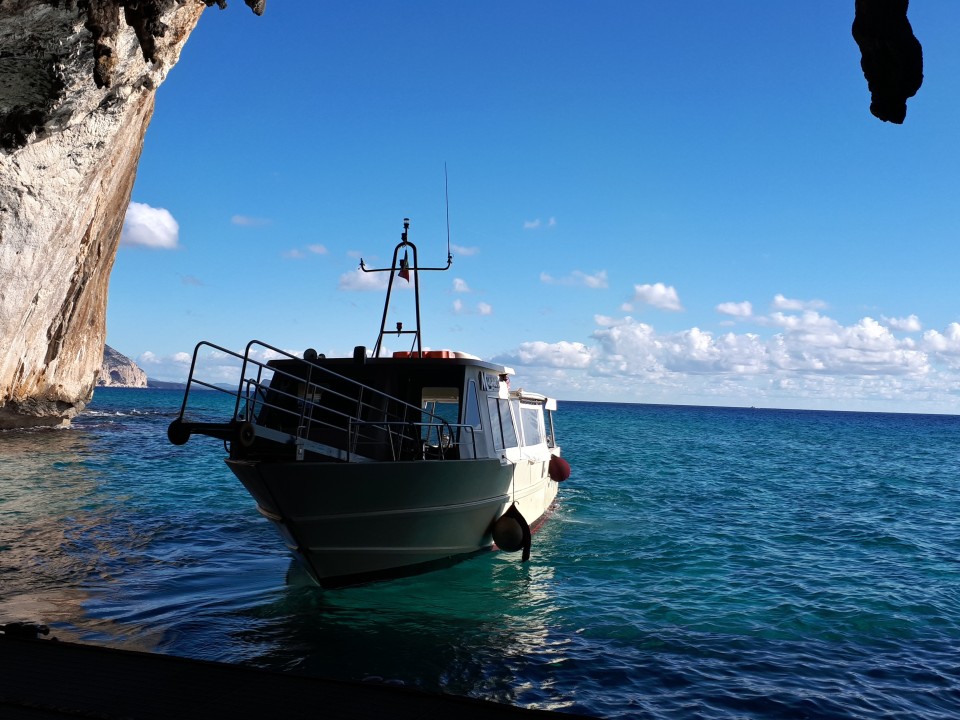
[852,0,923,124]
[0,1,261,429]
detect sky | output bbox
[110,1,960,414]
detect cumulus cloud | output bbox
[540,270,608,288]
[307,244,328,255]
[494,305,955,410]
[772,294,827,311]
[632,283,683,311]
[478,302,493,316]
[717,301,753,318]
[497,341,594,369]
[922,323,960,368]
[883,314,922,332]
[121,202,179,249]
[453,278,471,293]
[338,269,388,291]
[451,244,479,256]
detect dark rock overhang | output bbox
[79,0,265,90]
[852,0,924,124]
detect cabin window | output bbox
[487,397,503,451]
[517,402,544,446]
[422,387,459,444]
[464,380,482,429]
[497,398,519,449]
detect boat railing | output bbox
[170,340,475,463]
[348,421,477,461]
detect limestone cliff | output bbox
[98,344,147,387]
[0,1,261,429]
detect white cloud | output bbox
[283,244,327,259]
[717,301,753,318]
[231,215,270,226]
[497,341,594,369]
[451,244,479,256]
[453,278,471,293]
[772,294,827,311]
[338,269,388,291]
[883,314,922,332]
[524,217,557,230]
[453,299,492,315]
[121,202,179,249]
[632,283,683,311]
[493,308,956,411]
[922,323,960,368]
[137,351,160,365]
[540,270,608,288]
[131,346,328,385]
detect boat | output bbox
[167,218,570,587]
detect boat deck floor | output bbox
[0,631,596,720]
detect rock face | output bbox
[0,1,261,430]
[98,345,147,387]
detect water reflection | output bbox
[232,553,577,710]
[0,428,164,649]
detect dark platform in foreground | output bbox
[0,631,595,719]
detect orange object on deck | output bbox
[392,350,453,359]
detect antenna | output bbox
[444,162,452,263]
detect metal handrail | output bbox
[176,339,473,462]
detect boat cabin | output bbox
[231,347,557,466]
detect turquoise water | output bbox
[2,389,959,718]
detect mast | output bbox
[359,218,452,358]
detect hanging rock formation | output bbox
[0,0,262,429]
[852,0,923,124]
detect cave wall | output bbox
[0,0,208,428]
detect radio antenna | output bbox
[444,163,452,264]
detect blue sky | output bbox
[111,2,960,413]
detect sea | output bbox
[2,388,959,719]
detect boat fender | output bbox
[353,345,367,364]
[167,419,190,446]
[237,421,257,448]
[304,348,318,361]
[549,455,571,482]
[491,504,532,561]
